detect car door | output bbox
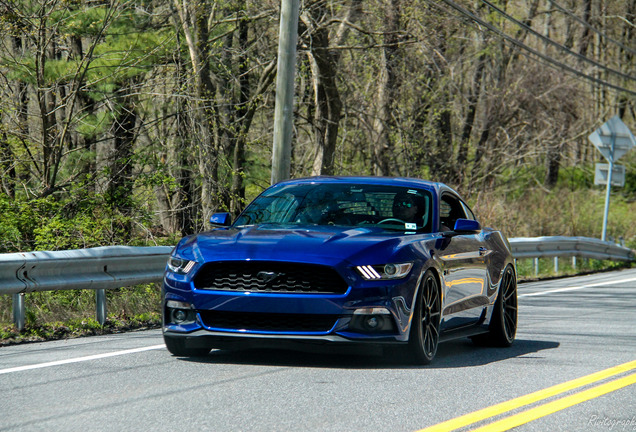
[437,193,490,329]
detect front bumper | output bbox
[161,251,428,346]
[163,274,420,343]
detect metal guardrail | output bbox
[0,237,633,330]
[508,236,634,261]
[1,246,172,330]
[0,246,173,295]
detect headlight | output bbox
[167,257,196,275]
[356,263,413,280]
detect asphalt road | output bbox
[2,268,636,432]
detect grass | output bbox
[515,257,632,281]
[0,284,162,346]
[472,187,636,240]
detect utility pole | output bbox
[271,0,300,185]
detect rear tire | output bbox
[164,335,210,357]
[408,270,442,364]
[473,265,517,347]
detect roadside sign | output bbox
[594,163,625,187]
[588,115,635,241]
[588,115,636,162]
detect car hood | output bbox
[178,224,425,266]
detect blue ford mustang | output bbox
[162,176,517,363]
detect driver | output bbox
[392,191,426,225]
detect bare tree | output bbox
[372,0,401,176]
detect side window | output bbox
[439,194,467,231]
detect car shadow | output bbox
[428,338,560,369]
[177,338,560,370]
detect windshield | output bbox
[234,183,433,232]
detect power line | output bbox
[434,0,636,97]
[549,0,636,57]
[478,0,636,82]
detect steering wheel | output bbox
[378,218,407,225]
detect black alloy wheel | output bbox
[473,264,517,347]
[409,270,442,364]
[498,265,518,345]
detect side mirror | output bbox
[453,218,481,233]
[210,212,232,227]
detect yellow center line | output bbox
[416,359,636,432]
[470,372,636,432]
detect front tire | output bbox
[164,335,211,357]
[408,270,442,364]
[473,265,517,347]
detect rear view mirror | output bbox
[210,212,232,227]
[453,219,481,233]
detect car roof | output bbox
[274,176,459,197]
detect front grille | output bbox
[193,261,348,294]
[199,310,338,333]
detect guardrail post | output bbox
[554,257,559,274]
[96,289,107,325]
[534,258,539,276]
[572,256,577,270]
[13,293,25,331]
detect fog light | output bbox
[349,309,396,333]
[173,310,187,323]
[167,301,196,325]
[366,317,379,328]
[363,315,386,331]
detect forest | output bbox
[1,0,635,254]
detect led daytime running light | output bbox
[357,265,382,280]
[356,263,413,280]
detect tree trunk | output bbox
[578,0,593,57]
[617,0,635,119]
[305,24,342,176]
[173,0,221,222]
[35,15,58,193]
[457,48,486,182]
[372,0,400,176]
[230,7,250,215]
[106,81,140,240]
[301,1,361,176]
[0,132,16,198]
[544,142,562,188]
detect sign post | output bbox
[588,116,635,241]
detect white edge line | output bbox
[519,276,636,298]
[0,344,165,375]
